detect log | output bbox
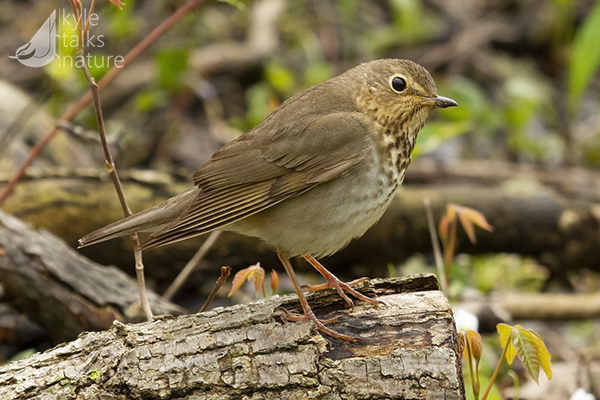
[497,291,600,320]
[0,210,186,344]
[0,275,465,400]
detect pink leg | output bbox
[277,250,359,342]
[302,254,379,309]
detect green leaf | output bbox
[9,348,36,362]
[265,60,296,96]
[568,1,600,111]
[497,323,516,364]
[156,48,189,91]
[216,0,247,10]
[108,0,138,39]
[134,89,168,112]
[436,78,493,124]
[528,329,553,381]
[413,120,471,157]
[303,61,335,88]
[246,82,275,127]
[511,326,543,383]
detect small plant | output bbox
[431,203,553,398]
[436,203,494,293]
[459,324,553,400]
[228,263,279,298]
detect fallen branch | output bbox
[0,210,185,344]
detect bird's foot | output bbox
[275,306,339,324]
[274,307,361,342]
[302,254,382,309]
[277,251,363,342]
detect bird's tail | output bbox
[78,188,199,247]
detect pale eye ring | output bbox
[390,76,407,92]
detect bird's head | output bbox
[353,59,457,134]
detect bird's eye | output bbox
[391,76,407,92]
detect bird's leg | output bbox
[276,250,359,342]
[301,254,379,309]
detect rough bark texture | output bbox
[0,275,463,400]
[0,210,186,344]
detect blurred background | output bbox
[1,0,599,398]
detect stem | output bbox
[132,235,153,320]
[481,334,510,400]
[198,266,231,313]
[82,0,97,39]
[79,47,152,321]
[163,230,222,301]
[466,340,479,400]
[424,198,448,296]
[444,218,457,289]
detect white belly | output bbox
[225,160,399,258]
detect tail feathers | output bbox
[78,188,199,247]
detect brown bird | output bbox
[79,59,457,341]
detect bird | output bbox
[79,59,457,341]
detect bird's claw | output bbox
[273,306,360,342]
[302,276,379,309]
[274,306,340,324]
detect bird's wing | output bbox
[142,112,373,249]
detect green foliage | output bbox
[44,14,79,83]
[245,81,275,128]
[502,69,563,162]
[497,324,552,384]
[107,0,139,40]
[503,75,549,129]
[390,0,436,41]
[156,48,190,91]
[265,59,296,96]
[85,59,110,82]
[368,0,438,54]
[446,254,548,299]
[460,324,552,400]
[134,88,169,112]
[567,0,600,113]
[464,372,504,400]
[470,254,548,293]
[438,77,498,130]
[565,320,598,348]
[303,60,335,89]
[8,348,36,362]
[238,59,335,131]
[413,120,471,157]
[216,0,248,10]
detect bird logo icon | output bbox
[9,10,57,68]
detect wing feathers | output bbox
[142,112,373,249]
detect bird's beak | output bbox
[417,95,458,109]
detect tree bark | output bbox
[0,274,464,400]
